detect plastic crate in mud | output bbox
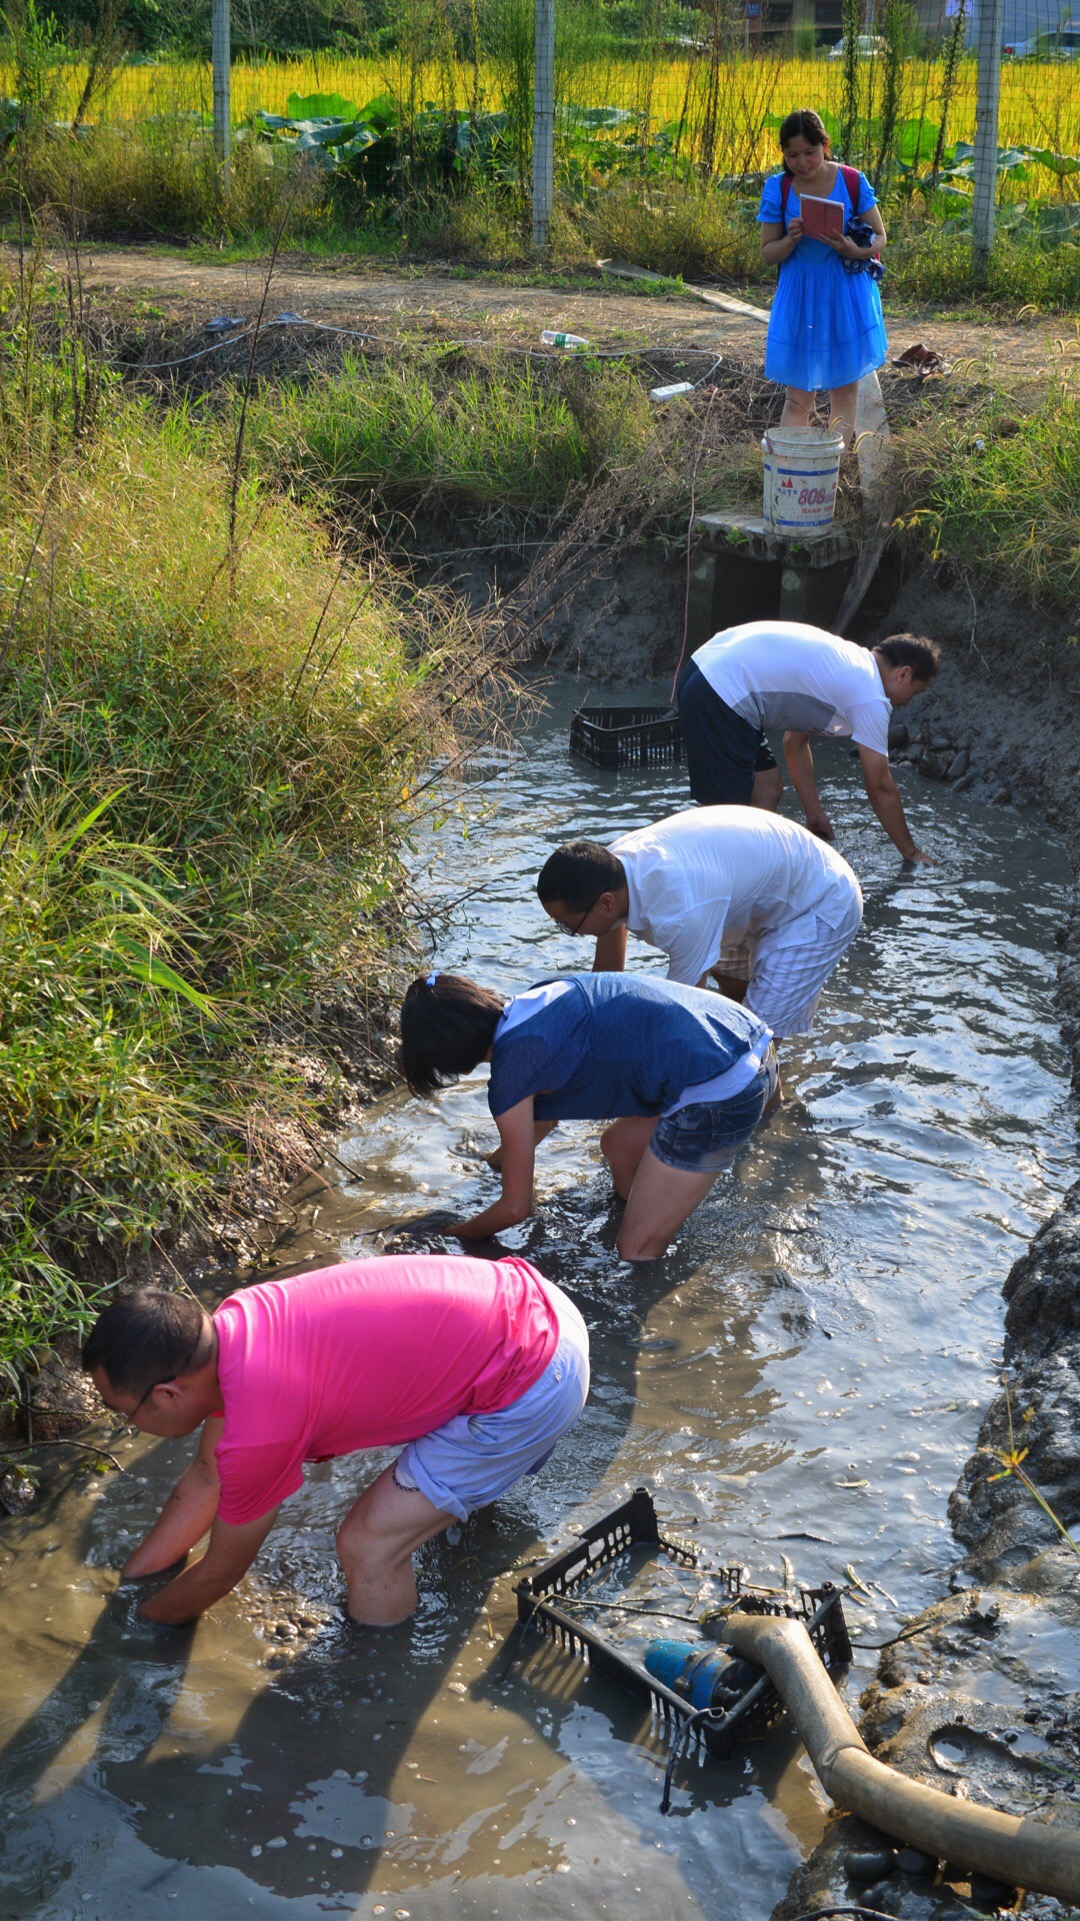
[569,705,682,771]
[513,1487,850,1761]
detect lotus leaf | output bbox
[285,90,358,121]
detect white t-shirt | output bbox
[494,979,574,1043]
[692,620,891,756]
[611,805,862,988]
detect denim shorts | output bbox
[649,1051,778,1173]
[392,1282,590,1523]
[676,658,777,807]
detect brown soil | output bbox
[18,243,1077,386]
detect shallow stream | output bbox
[1,677,1074,1920]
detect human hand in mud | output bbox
[111,1563,194,1638]
[454,1135,503,1170]
[381,1211,460,1252]
[804,806,836,842]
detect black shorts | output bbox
[677,658,777,807]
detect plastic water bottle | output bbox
[540,330,590,350]
[645,1639,761,1711]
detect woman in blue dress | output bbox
[758,107,888,448]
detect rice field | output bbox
[16,49,1080,168]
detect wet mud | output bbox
[0,677,1074,1920]
[765,591,1080,1921]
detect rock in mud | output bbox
[22,1340,101,1440]
[946,749,970,781]
[844,1847,897,1881]
[0,1467,37,1514]
[898,1846,938,1876]
[948,1183,1080,1576]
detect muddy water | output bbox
[1,677,1074,1921]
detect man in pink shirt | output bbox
[82,1255,589,1628]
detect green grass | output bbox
[893,375,1080,616]
[244,348,658,509]
[0,304,504,1385]
[0,121,322,244]
[4,108,1080,313]
[883,213,1080,313]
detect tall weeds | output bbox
[244,347,657,508]
[892,372,1080,613]
[0,262,515,1379]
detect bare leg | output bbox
[336,1463,454,1626]
[781,386,817,430]
[828,382,860,450]
[750,764,784,810]
[600,1114,659,1200]
[617,1144,725,1262]
[708,968,749,1002]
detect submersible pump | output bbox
[644,1641,761,1713]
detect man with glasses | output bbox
[82,1257,588,1630]
[537,804,863,1047]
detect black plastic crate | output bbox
[514,1487,850,1761]
[569,705,682,771]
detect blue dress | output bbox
[757,168,888,392]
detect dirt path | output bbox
[22,243,1075,382]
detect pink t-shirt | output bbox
[212,1254,560,1525]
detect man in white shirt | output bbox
[677,620,939,863]
[536,804,863,1041]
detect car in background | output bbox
[828,32,888,56]
[1004,25,1080,56]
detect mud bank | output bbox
[769,574,1080,1921]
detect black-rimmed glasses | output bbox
[558,896,600,937]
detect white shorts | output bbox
[719,892,863,1038]
[393,1282,590,1522]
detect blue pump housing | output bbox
[644,1640,760,1711]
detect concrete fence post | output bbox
[212,0,231,179]
[972,0,1004,273]
[532,0,555,248]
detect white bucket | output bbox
[761,427,845,535]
